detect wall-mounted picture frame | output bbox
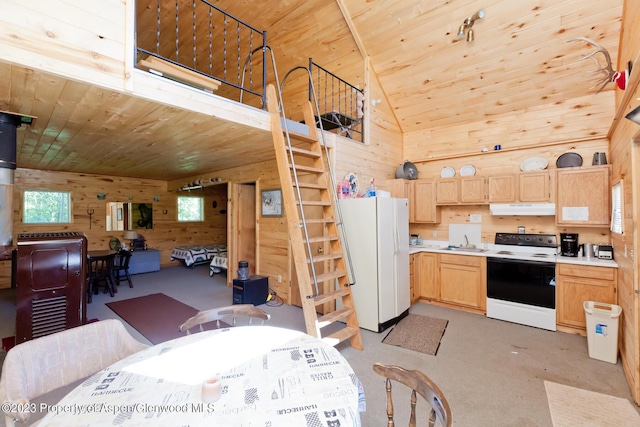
[117,208,123,221]
[261,189,282,217]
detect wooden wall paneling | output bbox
[404,93,614,162]
[592,0,640,399]
[0,0,126,91]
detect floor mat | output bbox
[106,293,225,344]
[545,380,640,426]
[382,314,448,356]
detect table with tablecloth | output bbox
[38,325,364,426]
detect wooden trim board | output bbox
[137,56,221,92]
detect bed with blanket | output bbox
[170,244,227,270]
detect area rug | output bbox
[544,381,640,426]
[106,293,225,344]
[382,314,448,356]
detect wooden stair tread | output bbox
[315,270,347,283]
[296,200,331,206]
[293,182,327,189]
[287,146,321,158]
[284,130,317,144]
[322,326,362,348]
[308,252,343,263]
[302,218,335,224]
[306,235,339,243]
[313,287,351,306]
[290,164,324,174]
[317,306,354,327]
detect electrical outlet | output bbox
[432,231,437,237]
[277,274,282,283]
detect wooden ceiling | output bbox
[0,0,624,181]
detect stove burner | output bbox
[496,251,513,255]
[532,253,550,258]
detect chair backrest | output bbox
[0,319,148,425]
[116,250,132,269]
[179,304,271,334]
[373,363,452,427]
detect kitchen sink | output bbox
[440,246,488,253]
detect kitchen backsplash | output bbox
[449,224,481,247]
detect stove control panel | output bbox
[495,233,557,248]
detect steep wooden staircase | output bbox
[266,83,363,350]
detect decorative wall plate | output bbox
[556,152,583,168]
[460,164,476,176]
[345,172,359,195]
[109,237,121,251]
[520,157,549,171]
[440,166,456,178]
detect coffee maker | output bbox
[560,233,579,257]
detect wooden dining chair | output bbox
[179,304,270,334]
[86,253,117,303]
[373,362,452,427]
[0,319,148,427]
[113,249,133,288]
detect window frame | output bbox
[177,195,205,222]
[22,189,72,224]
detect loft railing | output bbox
[309,58,365,143]
[134,0,267,107]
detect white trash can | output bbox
[583,301,622,364]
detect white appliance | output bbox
[338,197,410,332]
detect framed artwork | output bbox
[117,208,123,221]
[261,189,282,217]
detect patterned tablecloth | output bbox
[38,326,364,426]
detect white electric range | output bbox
[486,233,558,331]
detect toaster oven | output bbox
[597,244,614,260]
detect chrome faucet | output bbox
[464,234,469,247]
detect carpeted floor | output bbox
[382,314,448,356]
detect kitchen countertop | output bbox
[409,240,618,268]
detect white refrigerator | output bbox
[338,197,410,332]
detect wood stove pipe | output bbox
[0,112,21,260]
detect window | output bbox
[611,181,623,234]
[178,196,204,221]
[23,190,71,223]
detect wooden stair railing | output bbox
[266,84,363,350]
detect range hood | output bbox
[490,203,556,216]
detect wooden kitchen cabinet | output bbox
[439,254,486,312]
[488,175,517,203]
[412,180,440,223]
[556,165,610,226]
[460,176,488,204]
[519,170,552,202]
[556,263,617,332]
[435,178,458,205]
[416,252,439,301]
[488,171,552,203]
[410,254,417,303]
[387,179,439,223]
[436,177,488,205]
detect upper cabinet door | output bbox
[556,166,610,226]
[412,180,440,223]
[519,171,552,202]
[459,176,488,204]
[435,178,458,205]
[488,175,517,203]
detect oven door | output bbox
[487,257,556,309]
